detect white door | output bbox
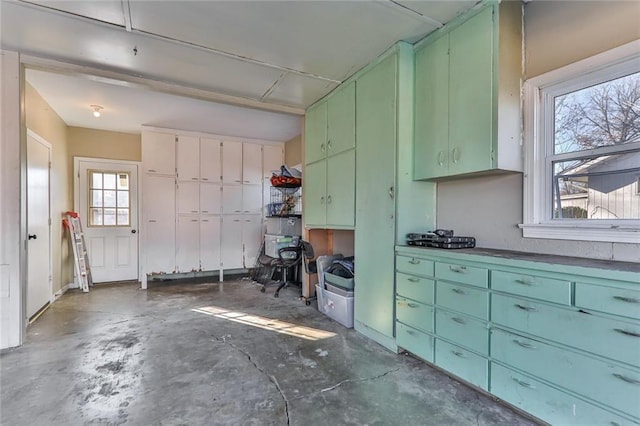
[27,132,52,318]
[200,217,221,270]
[176,216,200,272]
[221,141,243,183]
[177,181,200,214]
[200,138,221,182]
[221,216,243,269]
[200,183,221,215]
[77,159,139,283]
[242,184,263,214]
[141,132,175,175]
[176,135,200,181]
[142,174,175,274]
[242,143,263,184]
[242,215,263,268]
[222,185,243,214]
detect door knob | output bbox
[28,234,37,240]
[131,229,137,234]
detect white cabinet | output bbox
[176,135,200,181]
[221,215,243,269]
[200,138,221,182]
[242,214,263,267]
[222,141,243,183]
[242,143,263,184]
[242,185,263,214]
[200,183,221,215]
[176,216,200,272]
[142,174,175,274]
[142,132,175,175]
[200,217,221,270]
[222,185,243,214]
[177,181,200,214]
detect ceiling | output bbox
[1,0,479,139]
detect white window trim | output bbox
[520,40,640,244]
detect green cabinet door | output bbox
[414,34,449,180]
[354,53,397,337]
[326,149,355,227]
[304,102,327,165]
[303,161,326,227]
[327,81,356,156]
[448,6,494,176]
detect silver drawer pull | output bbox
[407,277,420,283]
[613,296,640,304]
[407,303,419,308]
[614,328,640,338]
[514,304,538,312]
[512,377,536,389]
[452,350,465,358]
[515,278,533,286]
[612,373,640,385]
[513,339,536,349]
[408,258,420,265]
[406,329,417,336]
[451,317,466,325]
[449,265,467,273]
[452,288,466,295]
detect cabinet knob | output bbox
[437,151,446,166]
[327,140,332,150]
[327,195,332,204]
[320,196,325,205]
[452,147,461,164]
[320,143,325,153]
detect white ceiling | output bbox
[1,0,479,138]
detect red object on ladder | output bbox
[63,211,93,292]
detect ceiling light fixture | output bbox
[91,105,103,117]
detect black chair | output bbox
[261,245,303,298]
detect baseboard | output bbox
[53,282,74,301]
[354,320,398,353]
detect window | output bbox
[521,41,640,243]
[88,170,130,226]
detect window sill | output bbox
[518,223,640,244]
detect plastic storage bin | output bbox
[266,216,302,236]
[316,284,354,328]
[324,271,354,291]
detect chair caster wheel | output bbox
[260,287,265,293]
[305,300,311,306]
[274,293,279,298]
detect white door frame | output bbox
[26,129,53,314]
[73,157,142,282]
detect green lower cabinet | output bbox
[396,322,434,363]
[491,328,640,420]
[396,273,434,305]
[492,293,640,366]
[491,363,636,426]
[435,309,488,355]
[575,282,640,320]
[435,339,488,390]
[491,270,571,305]
[303,161,326,227]
[434,262,488,288]
[435,281,488,320]
[396,296,434,334]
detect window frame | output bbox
[87,169,131,227]
[520,40,640,243]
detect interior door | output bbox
[27,132,51,318]
[77,159,139,283]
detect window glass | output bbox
[88,170,131,226]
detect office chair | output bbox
[261,245,303,298]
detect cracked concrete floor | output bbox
[1,278,539,426]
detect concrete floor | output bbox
[1,278,539,426]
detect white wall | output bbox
[436,1,640,262]
[0,50,25,349]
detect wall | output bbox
[436,1,640,262]
[67,127,141,162]
[284,134,301,167]
[25,82,72,293]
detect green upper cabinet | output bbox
[414,1,522,180]
[303,81,356,229]
[304,102,327,165]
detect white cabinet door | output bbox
[200,217,221,271]
[143,175,175,274]
[201,138,221,183]
[242,184,263,214]
[176,135,199,181]
[263,144,284,178]
[200,183,221,215]
[222,141,243,183]
[221,215,243,269]
[242,214,263,268]
[176,216,200,272]
[142,132,175,175]
[242,143,262,184]
[222,185,243,214]
[177,181,200,214]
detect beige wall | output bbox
[436,1,640,262]
[67,127,141,162]
[284,134,302,166]
[25,82,72,293]
[524,1,640,78]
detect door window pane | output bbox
[103,208,117,225]
[91,173,102,189]
[90,208,103,226]
[103,173,116,189]
[117,209,129,225]
[103,190,117,207]
[91,190,102,207]
[117,191,129,208]
[87,170,131,227]
[117,174,129,190]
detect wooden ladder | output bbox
[63,211,93,292]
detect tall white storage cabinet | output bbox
[141,128,284,287]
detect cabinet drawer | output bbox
[491,270,571,305]
[492,293,640,366]
[396,322,434,363]
[435,262,488,288]
[396,255,434,277]
[491,363,636,426]
[396,273,434,305]
[435,310,488,355]
[576,282,640,320]
[436,281,488,320]
[492,328,640,419]
[435,339,488,390]
[396,297,434,333]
